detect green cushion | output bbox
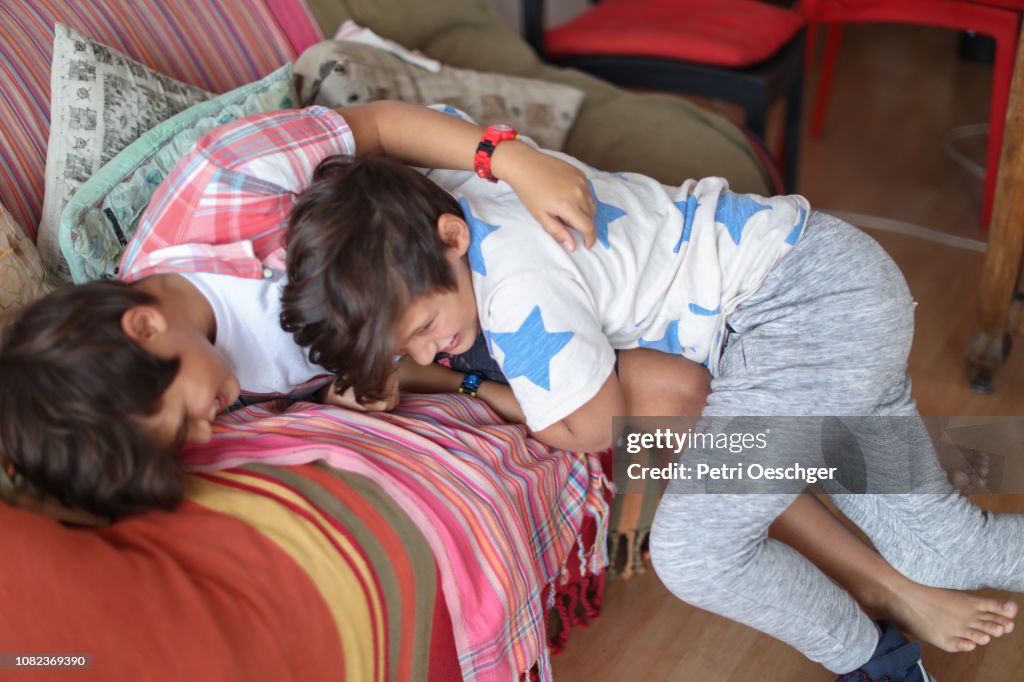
[59,64,296,283]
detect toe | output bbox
[953,638,978,652]
[966,629,992,646]
[973,619,1005,638]
[979,597,1016,618]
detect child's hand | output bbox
[494,142,597,252]
[319,374,400,412]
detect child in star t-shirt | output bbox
[278,150,1024,682]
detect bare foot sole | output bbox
[877,582,1017,652]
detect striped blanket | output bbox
[182,393,611,682]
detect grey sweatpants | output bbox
[648,212,1024,674]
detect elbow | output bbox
[535,422,615,453]
[573,433,614,454]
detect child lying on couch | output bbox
[0,99,701,516]
[0,101,603,514]
[275,144,1023,682]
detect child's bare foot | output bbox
[948,447,990,494]
[869,580,1017,652]
[937,440,991,494]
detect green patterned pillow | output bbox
[59,64,296,283]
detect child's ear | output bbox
[436,213,470,256]
[121,305,169,346]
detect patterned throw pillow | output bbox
[294,40,585,152]
[39,24,214,284]
[0,204,51,329]
[59,65,296,283]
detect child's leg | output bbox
[621,347,1016,653]
[827,405,1024,594]
[617,347,710,417]
[776,493,1016,652]
[650,212,1024,674]
[717,213,1024,598]
[654,489,878,672]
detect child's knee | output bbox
[649,495,725,602]
[618,349,711,417]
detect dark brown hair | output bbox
[281,154,462,403]
[0,280,184,519]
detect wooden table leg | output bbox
[967,27,1024,393]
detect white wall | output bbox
[487,0,590,35]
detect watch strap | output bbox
[474,125,518,183]
[457,371,486,398]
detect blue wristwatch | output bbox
[457,371,486,398]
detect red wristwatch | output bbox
[474,124,518,183]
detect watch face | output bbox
[491,124,514,133]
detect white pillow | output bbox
[294,39,585,152]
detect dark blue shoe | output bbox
[836,620,936,682]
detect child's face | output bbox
[395,249,478,366]
[142,325,241,449]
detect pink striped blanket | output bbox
[181,393,610,682]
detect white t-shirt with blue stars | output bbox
[424,155,809,432]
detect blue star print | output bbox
[588,180,627,249]
[440,105,465,120]
[785,205,807,245]
[488,306,573,391]
[689,303,721,316]
[715,192,771,245]
[672,196,701,253]
[638,320,683,354]
[460,197,500,275]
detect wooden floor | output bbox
[554,23,1024,682]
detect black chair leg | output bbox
[744,101,768,144]
[782,38,805,193]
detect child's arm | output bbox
[340,101,596,251]
[397,359,621,450]
[397,360,527,424]
[401,350,708,451]
[533,371,625,452]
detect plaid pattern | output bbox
[119,106,353,281]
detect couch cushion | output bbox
[295,40,584,151]
[305,0,516,56]
[429,26,774,193]
[0,0,301,239]
[60,65,296,283]
[39,24,216,283]
[304,0,773,194]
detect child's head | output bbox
[0,279,239,518]
[282,154,479,404]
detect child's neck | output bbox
[131,274,217,342]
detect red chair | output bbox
[521,0,807,192]
[800,0,1024,228]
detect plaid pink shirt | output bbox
[119,106,355,282]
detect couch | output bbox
[0,1,774,681]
